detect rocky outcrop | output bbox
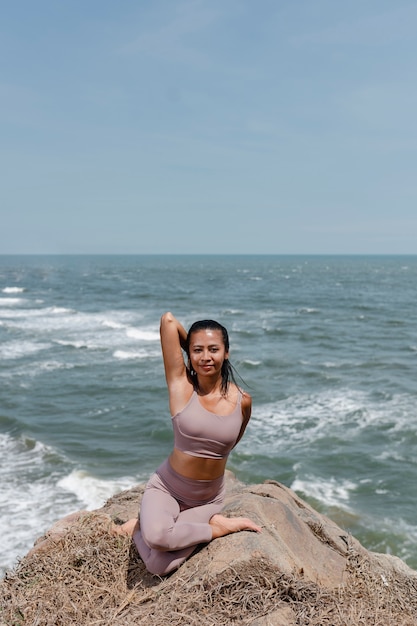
[2,472,417,625]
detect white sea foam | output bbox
[102,319,126,330]
[114,349,157,360]
[241,359,262,367]
[55,339,90,349]
[298,308,319,314]
[0,307,77,325]
[380,517,417,560]
[238,387,417,524]
[0,297,25,306]
[0,433,75,575]
[0,299,163,374]
[0,305,157,353]
[126,327,159,341]
[0,359,76,381]
[57,470,135,511]
[36,360,74,373]
[248,388,415,448]
[0,340,52,360]
[0,433,138,576]
[2,286,25,293]
[374,449,407,463]
[291,475,356,510]
[222,309,244,315]
[49,306,75,314]
[354,511,417,564]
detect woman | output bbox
[118,312,261,575]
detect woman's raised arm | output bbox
[160,312,188,388]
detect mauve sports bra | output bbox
[171,390,243,460]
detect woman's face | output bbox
[188,328,228,379]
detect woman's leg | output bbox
[126,462,261,576]
[133,528,198,576]
[135,484,222,576]
[138,480,219,551]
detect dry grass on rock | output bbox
[1,513,417,626]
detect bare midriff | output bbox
[169,448,227,480]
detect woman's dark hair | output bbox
[185,319,237,395]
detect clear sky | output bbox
[1,1,416,254]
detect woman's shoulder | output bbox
[241,389,252,409]
[230,384,251,408]
[232,385,252,422]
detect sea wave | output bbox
[57,470,136,511]
[113,349,159,360]
[0,297,26,306]
[0,341,52,360]
[125,327,160,341]
[291,475,356,509]
[247,388,416,451]
[0,433,138,576]
[2,287,26,293]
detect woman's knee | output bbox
[141,521,172,551]
[144,547,192,576]
[145,555,172,576]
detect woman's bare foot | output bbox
[209,514,262,539]
[112,518,139,537]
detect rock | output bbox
[199,476,365,589]
[99,471,368,589]
[2,471,417,626]
[93,469,417,590]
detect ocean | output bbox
[1,255,416,577]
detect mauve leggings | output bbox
[133,458,225,575]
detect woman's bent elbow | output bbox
[160,312,174,327]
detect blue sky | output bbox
[2,1,416,254]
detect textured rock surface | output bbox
[97,470,416,590]
[3,471,417,626]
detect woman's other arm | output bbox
[233,391,252,448]
[160,313,191,413]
